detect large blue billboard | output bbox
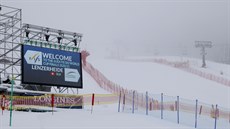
[22,45,83,88]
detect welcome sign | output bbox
[22,45,83,88]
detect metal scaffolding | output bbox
[21,23,83,93]
[0,4,22,82]
[0,5,83,90]
[22,23,82,52]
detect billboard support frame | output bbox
[0,4,22,82]
[21,24,83,91]
[0,5,83,92]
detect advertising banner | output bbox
[22,45,83,88]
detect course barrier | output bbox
[82,57,230,129]
[122,58,230,87]
[0,93,118,111]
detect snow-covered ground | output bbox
[79,70,110,94]
[148,56,230,77]
[0,56,229,128]
[122,56,230,77]
[0,105,195,129]
[88,56,230,108]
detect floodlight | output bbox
[45,29,50,42]
[73,34,77,46]
[57,31,62,43]
[0,57,11,64]
[25,30,30,38]
[25,24,30,38]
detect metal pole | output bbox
[12,16,14,77]
[9,78,14,126]
[132,91,135,114]
[195,99,198,128]
[177,96,179,124]
[161,93,163,119]
[3,24,7,77]
[122,94,125,112]
[202,47,206,67]
[146,91,148,115]
[136,92,138,110]
[214,104,218,129]
[118,91,121,112]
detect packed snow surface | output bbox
[88,56,230,108]
[0,105,195,129]
[1,56,229,129]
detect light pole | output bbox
[195,41,212,68]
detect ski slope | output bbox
[0,105,194,129]
[0,56,197,129]
[88,56,230,108]
[79,70,110,94]
[0,56,229,129]
[141,56,230,78]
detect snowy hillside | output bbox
[1,56,199,129]
[79,70,110,94]
[0,105,195,129]
[1,56,229,129]
[88,56,230,108]
[143,56,230,78]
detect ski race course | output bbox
[83,56,230,129]
[1,56,230,129]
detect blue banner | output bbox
[22,45,83,88]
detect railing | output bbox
[82,60,230,129]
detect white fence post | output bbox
[132,91,135,114]
[161,93,163,119]
[214,104,218,129]
[146,91,148,115]
[177,96,179,124]
[195,99,198,128]
[118,91,121,112]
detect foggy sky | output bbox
[2,0,230,63]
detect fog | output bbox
[2,0,230,63]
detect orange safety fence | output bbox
[82,60,230,122]
[122,58,230,87]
